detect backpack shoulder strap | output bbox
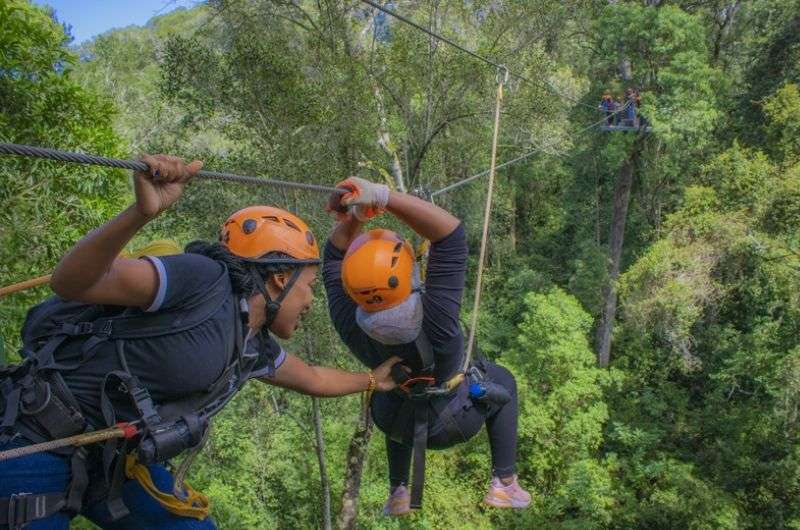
[155,293,248,424]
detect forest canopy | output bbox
[2,0,800,528]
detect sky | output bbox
[32,0,199,44]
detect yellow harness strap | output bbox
[124,455,210,520]
[122,239,183,258]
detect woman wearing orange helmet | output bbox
[324,177,530,516]
[0,155,399,530]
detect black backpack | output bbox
[0,267,261,522]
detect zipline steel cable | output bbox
[358,0,597,111]
[0,143,341,194]
[357,1,638,196]
[431,106,631,196]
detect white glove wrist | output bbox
[373,184,390,209]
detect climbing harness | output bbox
[0,143,343,194]
[386,329,465,509]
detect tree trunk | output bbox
[712,1,741,65]
[312,397,332,530]
[336,405,373,530]
[617,41,633,81]
[595,154,635,367]
[373,84,406,192]
[510,174,518,253]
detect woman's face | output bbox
[247,265,318,339]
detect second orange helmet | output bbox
[342,229,415,312]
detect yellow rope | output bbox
[463,70,507,371]
[0,424,133,461]
[125,454,210,520]
[0,239,182,299]
[0,275,52,298]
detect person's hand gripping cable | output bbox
[330,176,390,222]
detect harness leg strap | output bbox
[410,400,428,509]
[66,448,89,513]
[105,440,131,521]
[0,492,66,528]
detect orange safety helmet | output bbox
[342,229,415,312]
[220,206,320,265]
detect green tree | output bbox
[0,0,128,355]
[505,288,613,528]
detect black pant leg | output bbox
[482,362,519,477]
[386,435,412,488]
[372,392,414,489]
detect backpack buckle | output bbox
[98,321,113,337]
[62,322,94,336]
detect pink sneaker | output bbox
[483,475,532,509]
[382,485,411,516]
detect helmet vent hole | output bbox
[388,276,399,288]
[393,242,403,253]
[262,216,279,223]
[242,219,257,234]
[391,256,398,267]
[306,231,315,245]
[283,219,300,232]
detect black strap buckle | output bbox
[98,320,113,337]
[61,322,93,336]
[7,493,24,528]
[130,386,150,403]
[7,492,47,528]
[130,385,161,426]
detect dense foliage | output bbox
[2,0,800,528]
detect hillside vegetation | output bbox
[2,0,800,528]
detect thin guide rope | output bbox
[463,74,505,371]
[432,103,635,196]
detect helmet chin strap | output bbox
[248,264,304,331]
